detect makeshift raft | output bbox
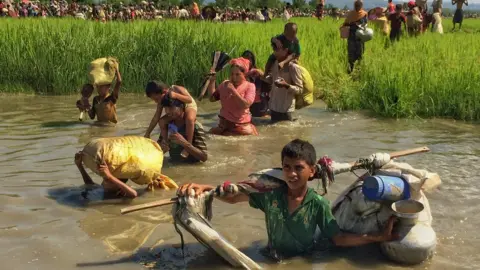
[122,147,439,268]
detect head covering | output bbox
[229,57,251,74]
[408,1,416,8]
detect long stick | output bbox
[120,146,430,215]
[349,146,430,167]
[120,197,177,214]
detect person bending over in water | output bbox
[144,80,197,158]
[158,98,208,163]
[74,136,178,199]
[178,139,398,260]
[207,57,258,136]
[76,67,122,125]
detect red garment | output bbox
[389,13,406,30]
[209,116,258,136]
[388,3,395,13]
[212,80,255,124]
[230,57,251,74]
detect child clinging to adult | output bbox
[144,81,197,158]
[76,61,122,125]
[265,22,301,76]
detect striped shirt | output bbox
[168,121,207,163]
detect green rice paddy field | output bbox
[1,17,479,120]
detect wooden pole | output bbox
[121,146,431,215]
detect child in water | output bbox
[144,80,197,158]
[76,67,122,124]
[178,139,398,260]
[265,22,301,76]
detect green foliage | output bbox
[1,17,479,120]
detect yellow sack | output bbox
[294,64,314,110]
[81,136,177,189]
[88,57,119,86]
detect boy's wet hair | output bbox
[161,96,185,109]
[281,139,317,166]
[396,4,403,11]
[145,80,169,97]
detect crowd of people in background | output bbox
[1,0,478,22]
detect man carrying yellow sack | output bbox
[74,136,178,198]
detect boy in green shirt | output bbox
[178,139,397,259]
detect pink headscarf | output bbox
[230,57,251,74]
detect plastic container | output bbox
[168,123,178,137]
[362,175,410,201]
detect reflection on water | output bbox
[0,95,479,270]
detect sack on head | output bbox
[88,57,119,86]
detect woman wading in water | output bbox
[207,57,258,136]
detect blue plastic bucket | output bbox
[362,175,410,201]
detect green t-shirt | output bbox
[271,34,301,56]
[249,186,340,257]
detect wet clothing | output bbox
[212,80,256,124]
[269,61,303,115]
[453,8,463,24]
[164,122,207,163]
[89,94,117,124]
[209,116,259,136]
[270,111,293,123]
[271,34,301,56]
[248,76,270,117]
[249,186,341,257]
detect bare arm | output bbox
[181,141,208,162]
[145,104,163,137]
[208,75,218,102]
[169,133,207,162]
[332,216,396,247]
[100,164,138,198]
[171,85,193,104]
[332,233,385,247]
[226,83,252,109]
[112,68,122,99]
[88,97,97,120]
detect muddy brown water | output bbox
[0,95,479,270]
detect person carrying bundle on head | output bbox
[76,58,122,125]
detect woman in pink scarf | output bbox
[207,57,258,136]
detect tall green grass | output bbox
[1,18,479,120]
